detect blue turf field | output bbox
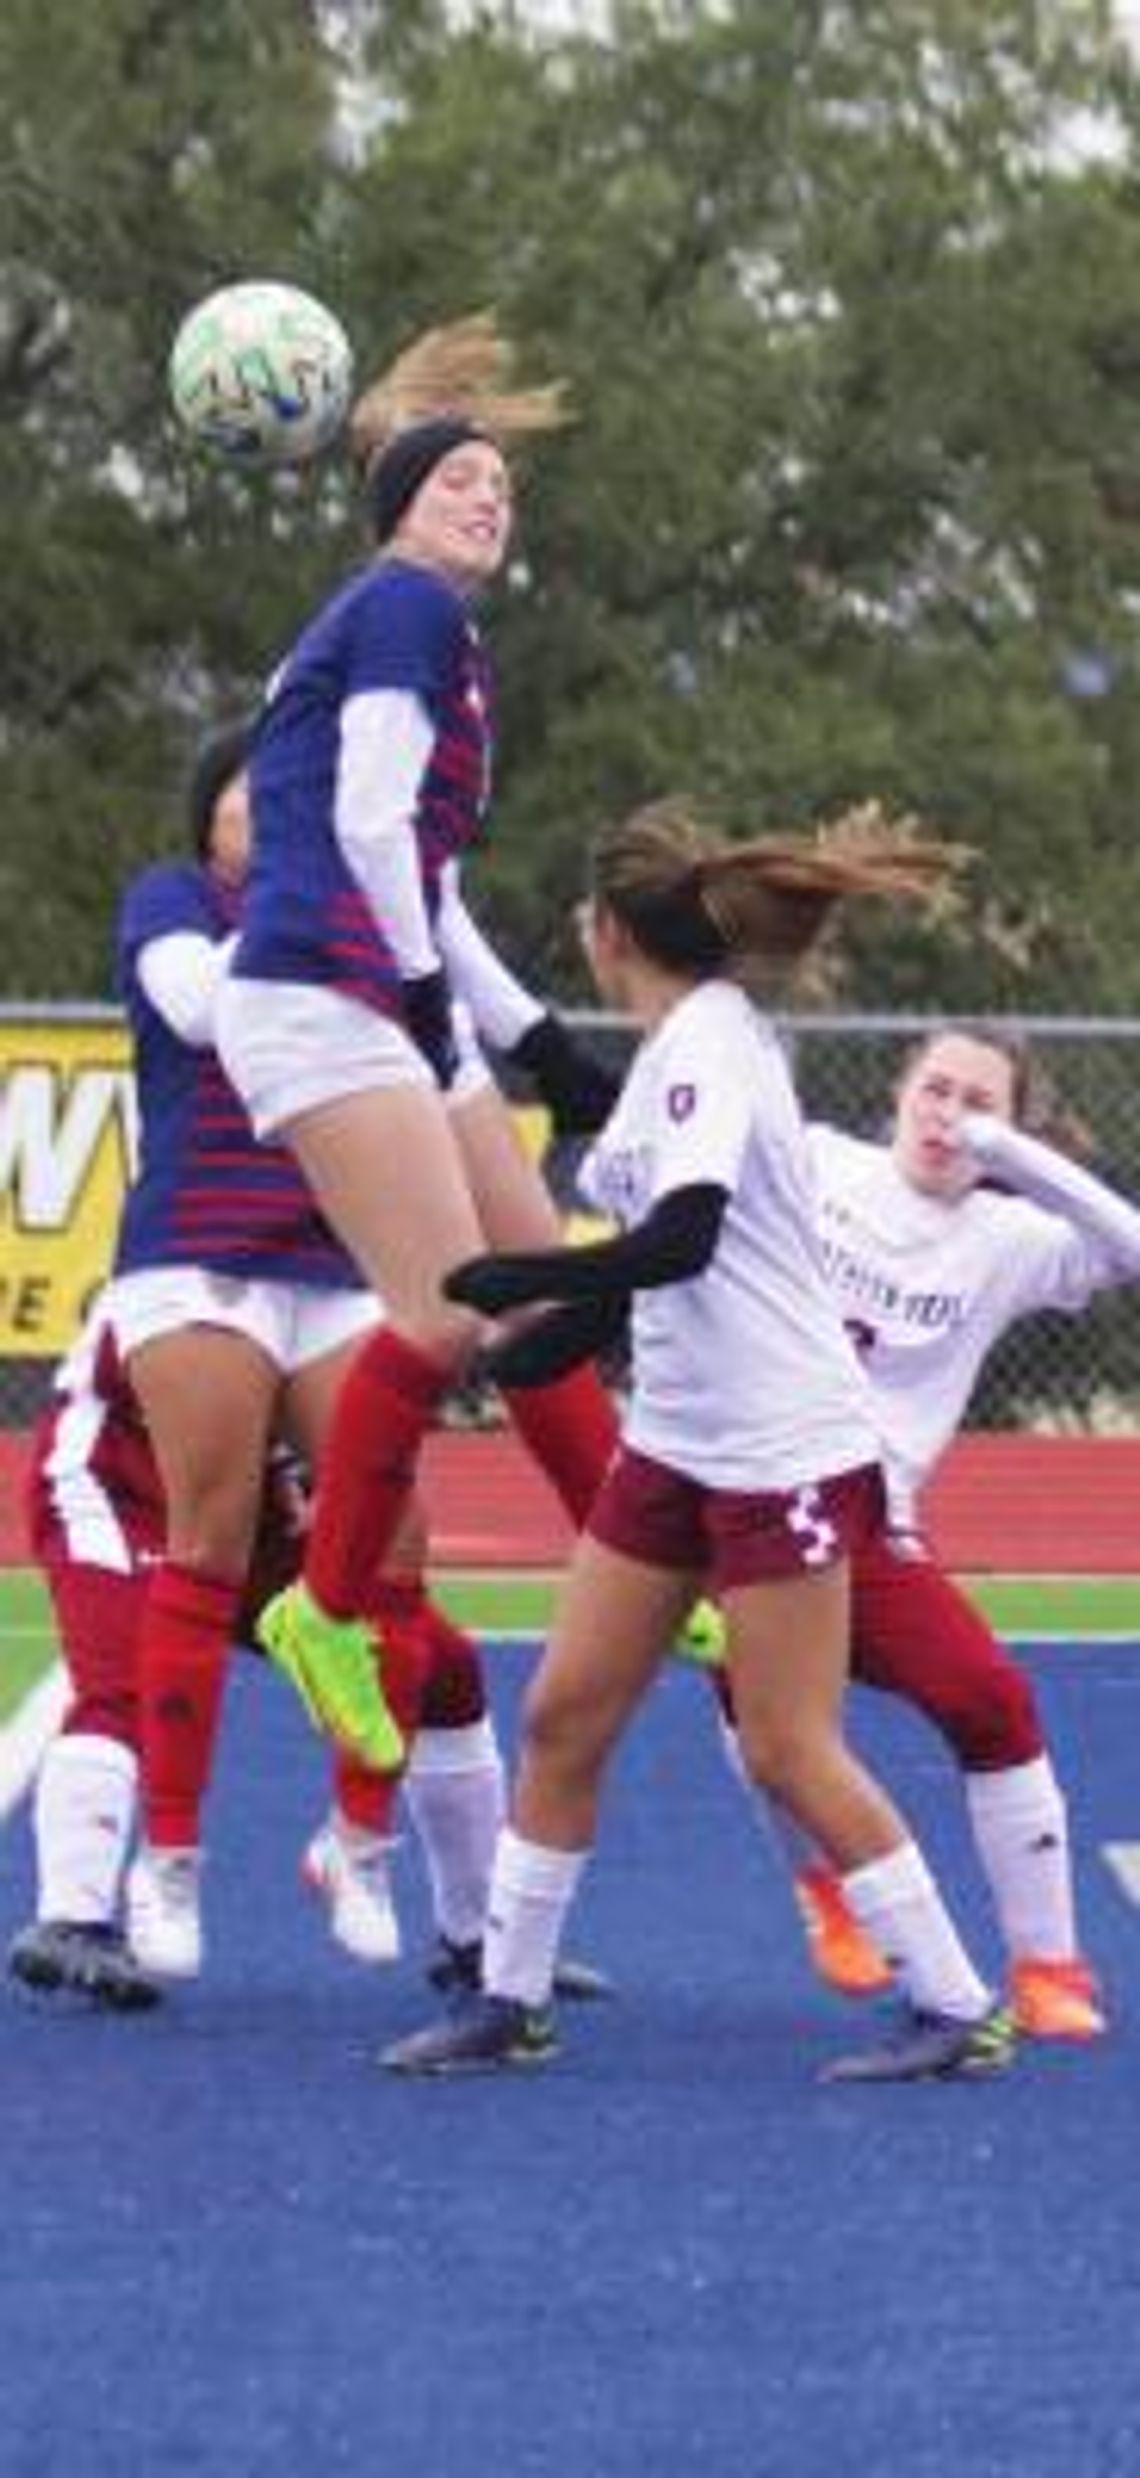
[1,1641,1137,2478]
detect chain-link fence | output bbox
[4,1010,1140,1435]
[549,1011,1140,1439]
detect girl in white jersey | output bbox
[727,1024,1117,2040]
[382,800,1018,2084]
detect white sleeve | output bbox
[433,863,545,1050]
[963,1111,1140,1279]
[334,688,439,977]
[137,932,237,1047]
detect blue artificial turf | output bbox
[0,1641,1136,2478]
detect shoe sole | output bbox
[381,2027,559,2076]
[382,2045,557,2076]
[8,1950,163,2013]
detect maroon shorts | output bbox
[587,1445,886,1593]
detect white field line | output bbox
[1102,1844,1140,1906]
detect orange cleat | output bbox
[1009,1955,1107,2043]
[794,1866,894,1999]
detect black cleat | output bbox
[7,1920,163,2013]
[427,1934,614,2003]
[820,2001,1018,2085]
[381,1991,559,2075]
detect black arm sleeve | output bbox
[509,1012,621,1137]
[477,1294,631,1390]
[443,1181,730,1315]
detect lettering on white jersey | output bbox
[820,1234,969,1335]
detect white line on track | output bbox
[1101,1843,1140,1906]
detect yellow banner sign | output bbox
[0,1016,599,1361]
[0,1017,137,1356]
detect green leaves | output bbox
[5,0,1140,1007]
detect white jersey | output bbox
[579,983,880,1492]
[808,1121,1117,1524]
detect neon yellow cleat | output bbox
[673,1597,726,1669]
[258,1582,406,1774]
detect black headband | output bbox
[368,415,489,544]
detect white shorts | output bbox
[215,979,491,1140]
[107,1268,380,1374]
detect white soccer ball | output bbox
[169,280,354,468]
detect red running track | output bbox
[3,1426,1140,1573]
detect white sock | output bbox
[403,1719,505,1947]
[482,1826,590,2006]
[965,1755,1076,1961]
[843,1838,992,2021]
[34,1733,138,1927]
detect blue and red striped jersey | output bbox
[113,860,364,1288]
[233,556,494,1008]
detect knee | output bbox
[522,1675,615,1788]
[924,1661,1042,1771]
[168,1482,261,1582]
[735,1712,821,1802]
[418,1619,487,1730]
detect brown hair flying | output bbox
[349,311,570,481]
[589,798,972,985]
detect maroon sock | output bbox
[140,1561,242,1847]
[332,1755,402,1837]
[418,1600,488,1731]
[303,1327,450,1618]
[503,1364,618,1527]
[331,1590,430,1834]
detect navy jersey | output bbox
[113,860,364,1287]
[233,557,494,1008]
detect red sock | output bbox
[303,1327,450,1617]
[140,1561,242,1847]
[419,1601,487,1729]
[502,1365,618,1527]
[333,1757,402,1836]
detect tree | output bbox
[4,0,1140,1013]
[0,0,355,988]
[339,0,1140,1007]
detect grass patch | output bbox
[3,1565,1139,1727]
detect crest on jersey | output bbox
[667,1082,697,1121]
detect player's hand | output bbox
[509,1012,619,1137]
[400,970,459,1088]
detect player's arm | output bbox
[335,687,456,1083]
[434,865,620,1135]
[443,1181,730,1314]
[963,1111,1140,1278]
[136,931,237,1045]
[476,1294,631,1388]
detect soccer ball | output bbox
[169,280,354,467]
